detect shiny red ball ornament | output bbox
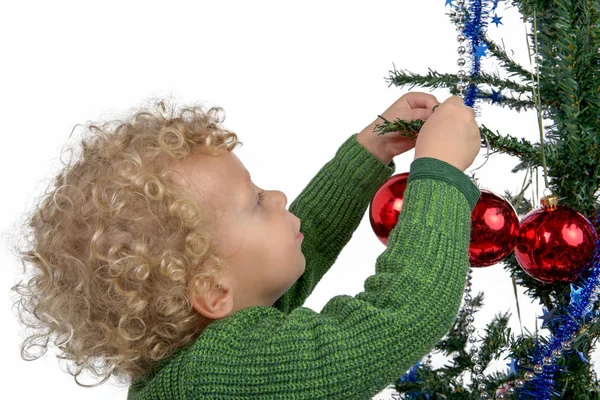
[514,195,598,284]
[469,189,520,267]
[369,173,409,246]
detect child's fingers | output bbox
[410,108,434,121]
[405,92,439,110]
[442,95,466,107]
[439,96,476,118]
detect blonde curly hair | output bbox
[9,97,242,387]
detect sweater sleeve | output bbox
[181,145,481,399]
[273,133,397,314]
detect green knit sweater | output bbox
[127,133,481,400]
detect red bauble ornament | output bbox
[514,195,598,284]
[469,189,520,267]
[369,173,409,246]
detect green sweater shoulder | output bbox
[128,133,481,400]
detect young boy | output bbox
[12,92,481,399]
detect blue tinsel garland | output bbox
[462,0,491,107]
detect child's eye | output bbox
[257,190,266,205]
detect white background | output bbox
[1,1,597,399]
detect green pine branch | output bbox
[481,35,536,84]
[385,67,536,112]
[503,189,534,217]
[374,118,540,166]
[473,89,535,112]
[393,294,512,399]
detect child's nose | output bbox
[274,190,287,207]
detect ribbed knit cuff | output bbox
[326,133,396,196]
[408,157,481,211]
[389,178,473,242]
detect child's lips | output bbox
[296,232,304,240]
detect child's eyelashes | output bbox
[257,189,266,205]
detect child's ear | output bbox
[188,274,234,320]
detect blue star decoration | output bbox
[538,306,559,329]
[474,43,489,58]
[491,89,503,104]
[399,362,420,383]
[445,0,454,6]
[570,284,584,308]
[577,350,589,364]
[491,0,503,11]
[399,362,432,399]
[491,14,503,27]
[507,358,519,377]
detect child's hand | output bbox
[414,95,480,172]
[357,92,439,164]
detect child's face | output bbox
[174,149,305,318]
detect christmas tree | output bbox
[374,0,600,398]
